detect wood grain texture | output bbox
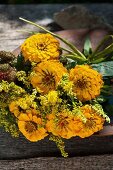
[0,155,113,170]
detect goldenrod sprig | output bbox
[49,135,68,157]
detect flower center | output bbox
[76,78,87,89]
[37,43,46,50]
[25,121,37,133]
[42,71,55,86]
[58,116,69,128]
[84,118,96,129]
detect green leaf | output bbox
[60,56,77,69]
[15,53,24,71]
[92,61,113,76]
[91,35,113,59]
[96,95,107,103]
[15,53,31,73]
[94,43,113,59]
[102,100,113,117]
[91,57,106,64]
[83,37,92,57]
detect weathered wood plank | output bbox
[0,155,113,170]
[1,128,113,160]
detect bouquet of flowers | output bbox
[0,18,113,157]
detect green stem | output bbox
[101,89,111,95]
[91,35,113,58]
[91,57,106,64]
[19,17,56,36]
[60,47,75,54]
[17,29,35,34]
[65,54,87,61]
[60,47,87,61]
[19,17,86,60]
[94,43,113,59]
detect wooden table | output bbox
[0,4,113,170]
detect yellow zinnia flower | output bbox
[30,60,67,94]
[77,105,105,138]
[69,65,103,101]
[18,109,48,142]
[46,110,82,139]
[21,33,60,63]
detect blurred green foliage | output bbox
[1,0,113,4]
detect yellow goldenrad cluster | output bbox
[21,33,60,63]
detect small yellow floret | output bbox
[47,91,58,105]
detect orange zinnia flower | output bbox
[77,105,105,138]
[30,60,67,94]
[46,110,82,139]
[69,65,103,102]
[21,33,60,63]
[18,109,48,142]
